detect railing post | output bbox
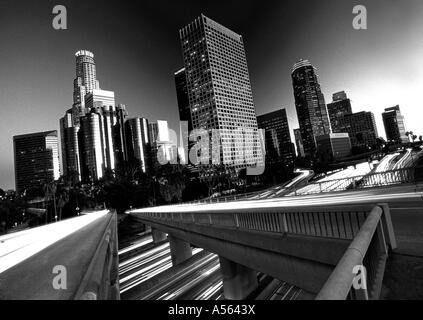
[234,213,240,229]
[377,203,397,250]
[281,213,288,233]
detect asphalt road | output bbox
[0,211,112,300]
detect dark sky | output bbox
[1,0,423,189]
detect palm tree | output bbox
[44,181,58,222]
[56,183,69,221]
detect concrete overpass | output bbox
[129,198,396,300]
[0,210,119,300]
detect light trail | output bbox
[0,210,109,275]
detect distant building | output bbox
[315,133,351,163]
[60,110,81,180]
[382,105,408,144]
[78,112,105,182]
[174,67,192,132]
[125,117,151,173]
[327,91,353,133]
[342,111,379,150]
[114,104,129,166]
[175,67,193,164]
[294,129,305,158]
[292,59,331,157]
[85,89,115,111]
[72,50,100,123]
[149,121,177,167]
[257,109,295,170]
[13,131,60,194]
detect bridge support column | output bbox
[152,228,167,244]
[219,256,258,300]
[169,235,192,266]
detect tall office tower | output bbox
[382,105,408,144]
[327,91,353,133]
[78,112,104,182]
[60,110,81,181]
[84,89,117,171]
[175,67,192,164]
[294,128,305,158]
[149,122,159,145]
[179,14,263,168]
[114,104,129,166]
[342,111,379,149]
[125,118,151,173]
[257,109,295,170]
[13,131,60,194]
[291,59,331,157]
[174,67,192,132]
[72,50,100,121]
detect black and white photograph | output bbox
[0,0,422,307]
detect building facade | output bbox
[125,117,151,173]
[13,131,60,194]
[327,91,353,133]
[342,111,378,150]
[257,109,295,170]
[382,105,408,144]
[60,111,81,180]
[291,59,331,157]
[179,14,263,169]
[73,50,100,119]
[294,128,305,158]
[315,133,352,163]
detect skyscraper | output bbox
[174,67,192,132]
[291,59,331,157]
[382,105,408,144]
[294,129,305,158]
[343,111,379,150]
[60,110,81,180]
[257,109,295,170]
[114,104,129,166]
[78,111,104,182]
[13,131,60,194]
[179,14,263,169]
[61,50,136,182]
[125,117,151,173]
[73,50,100,121]
[327,91,353,133]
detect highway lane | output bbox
[158,259,221,300]
[119,243,171,280]
[0,210,113,299]
[247,169,313,200]
[138,251,216,300]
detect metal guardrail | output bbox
[285,167,418,197]
[180,167,419,206]
[132,203,396,300]
[316,204,396,300]
[74,211,120,300]
[133,204,384,241]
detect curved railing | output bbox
[74,212,120,300]
[316,204,396,300]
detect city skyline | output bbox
[1,0,423,189]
